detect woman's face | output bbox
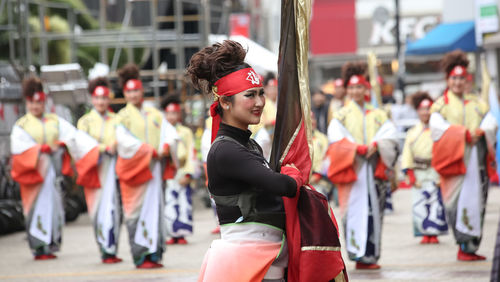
[347,84,367,105]
[92,95,110,114]
[166,110,181,125]
[264,83,278,102]
[222,87,265,129]
[26,100,44,118]
[124,89,143,107]
[447,75,466,95]
[417,106,431,124]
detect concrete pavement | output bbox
[1,187,499,281]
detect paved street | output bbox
[1,187,499,282]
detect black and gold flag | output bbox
[271,0,348,281]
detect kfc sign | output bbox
[357,6,439,48]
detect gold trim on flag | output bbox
[301,246,342,251]
[293,0,313,179]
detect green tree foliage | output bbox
[47,15,71,64]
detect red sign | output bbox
[310,0,357,55]
[230,14,250,37]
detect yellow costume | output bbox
[77,109,122,258]
[312,129,328,173]
[117,103,163,150]
[401,122,433,170]
[165,123,195,238]
[401,122,448,237]
[327,100,397,264]
[327,97,346,123]
[430,91,488,131]
[175,124,196,176]
[16,113,59,147]
[430,90,494,254]
[77,109,118,152]
[12,112,95,257]
[115,102,166,265]
[333,100,388,145]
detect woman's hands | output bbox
[356,142,377,158]
[105,142,117,155]
[467,129,484,145]
[281,163,303,191]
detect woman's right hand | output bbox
[40,144,52,154]
[106,143,117,155]
[281,163,303,190]
[284,163,298,170]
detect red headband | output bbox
[418,99,433,109]
[210,67,262,142]
[268,78,278,87]
[347,75,370,88]
[165,103,181,113]
[27,91,46,102]
[124,79,143,91]
[92,86,110,97]
[334,78,343,87]
[448,65,467,78]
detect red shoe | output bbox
[457,249,486,261]
[34,254,57,260]
[136,260,163,269]
[428,236,439,244]
[177,238,188,245]
[211,226,220,234]
[420,236,430,244]
[355,262,381,270]
[102,256,123,264]
[166,238,177,245]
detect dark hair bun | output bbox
[187,40,248,93]
[88,76,110,94]
[410,91,433,110]
[341,61,367,87]
[160,93,181,109]
[264,72,276,86]
[118,63,140,89]
[441,50,469,75]
[22,76,43,98]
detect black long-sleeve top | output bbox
[207,123,297,227]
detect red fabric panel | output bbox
[281,122,312,183]
[487,152,499,184]
[116,144,153,187]
[432,125,467,176]
[310,0,357,55]
[61,150,74,177]
[75,146,101,189]
[284,186,347,281]
[11,145,44,185]
[300,251,347,281]
[374,157,388,180]
[282,122,346,281]
[326,138,357,184]
[163,159,177,180]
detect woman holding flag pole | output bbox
[195,0,347,280]
[190,40,303,282]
